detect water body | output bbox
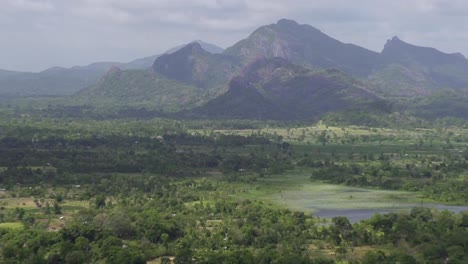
[269,178,468,223]
[313,208,397,223]
[312,204,468,223]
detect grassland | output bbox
[193,122,468,142]
[226,169,468,223]
[0,222,24,230]
[0,194,89,232]
[233,170,422,210]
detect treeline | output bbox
[301,145,468,203]
[0,133,292,186]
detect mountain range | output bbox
[0,41,224,97]
[2,19,468,121]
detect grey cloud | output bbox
[5,0,55,12]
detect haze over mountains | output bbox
[0,41,224,97]
[2,19,468,121]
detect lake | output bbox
[313,204,468,223]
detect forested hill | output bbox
[152,42,240,91]
[188,57,389,120]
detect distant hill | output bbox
[368,36,468,97]
[73,42,229,112]
[0,69,24,79]
[164,40,224,55]
[190,57,388,120]
[74,67,207,112]
[121,55,160,70]
[123,40,224,70]
[152,42,239,92]
[224,19,384,76]
[382,36,467,68]
[0,62,121,97]
[0,41,224,97]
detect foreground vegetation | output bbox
[0,116,467,263]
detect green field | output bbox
[235,171,423,211]
[0,222,24,230]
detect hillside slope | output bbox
[152,42,240,92]
[191,58,388,120]
[75,68,207,112]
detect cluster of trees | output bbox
[299,141,468,203]
[0,132,293,187]
[349,208,468,263]
[1,173,467,263]
[0,175,325,263]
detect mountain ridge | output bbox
[3,18,467,121]
[70,19,468,121]
[224,19,385,76]
[152,42,240,91]
[0,41,224,96]
[189,57,389,120]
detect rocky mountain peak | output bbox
[383,36,405,51]
[276,18,299,27]
[178,42,206,55]
[382,36,467,65]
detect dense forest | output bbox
[0,115,467,263]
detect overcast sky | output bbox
[1,0,468,72]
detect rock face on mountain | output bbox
[152,42,240,91]
[382,36,467,66]
[192,58,388,120]
[225,19,384,76]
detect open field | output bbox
[234,170,422,206]
[192,123,468,146]
[0,197,88,210]
[0,222,24,230]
